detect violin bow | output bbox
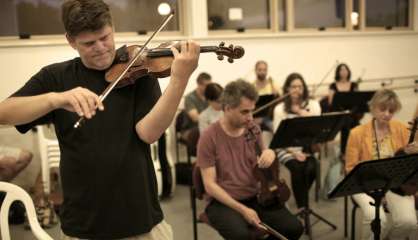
[74,12,175,128]
[260,222,289,240]
[310,60,339,97]
[252,93,290,116]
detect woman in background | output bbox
[328,63,359,155]
[273,73,321,211]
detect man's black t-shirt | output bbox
[12,58,163,239]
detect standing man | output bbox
[252,61,278,136]
[0,0,200,239]
[197,80,303,240]
[253,60,278,96]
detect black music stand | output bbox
[328,153,418,240]
[332,91,375,238]
[332,91,375,113]
[270,112,350,239]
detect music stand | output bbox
[270,111,349,149]
[332,91,375,113]
[332,91,375,238]
[328,153,418,240]
[254,94,275,118]
[270,112,350,239]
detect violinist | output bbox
[345,89,418,240]
[197,80,303,240]
[272,73,321,212]
[0,0,199,239]
[328,63,359,155]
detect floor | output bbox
[1,126,417,240]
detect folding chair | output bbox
[191,164,266,240]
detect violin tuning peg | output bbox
[219,42,225,47]
[229,44,234,49]
[228,57,234,63]
[217,55,224,61]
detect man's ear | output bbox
[223,105,231,113]
[65,33,77,50]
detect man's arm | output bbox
[135,41,200,144]
[201,166,262,228]
[187,109,200,123]
[0,87,103,126]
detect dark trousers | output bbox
[285,157,317,208]
[206,198,303,240]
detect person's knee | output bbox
[360,206,386,225]
[392,215,417,231]
[284,220,304,239]
[220,227,251,240]
[19,150,33,163]
[18,150,32,168]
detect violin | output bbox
[106,41,244,88]
[73,12,244,128]
[246,122,290,207]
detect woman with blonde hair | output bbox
[345,89,418,239]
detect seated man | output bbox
[0,145,32,182]
[197,80,303,240]
[183,72,212,130]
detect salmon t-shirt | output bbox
[197,121,261,200]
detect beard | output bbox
[257,74,267,81]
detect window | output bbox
[207,0,270,31]
[108,0,180,33]
[294,0,345,30]
[365,0,409,28]
[0,0,64,36]
[0,0,180,37]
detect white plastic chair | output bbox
[0,181,53,240]
[150,141,163,197]
[36,125,60,194]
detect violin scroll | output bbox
[215,42,245,63]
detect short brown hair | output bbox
[368,89,402,113]
[62,0,112,37]
[221,79,258,108]
[255,60,267,69]
[204,83,223,101]
[196,72,212,85]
